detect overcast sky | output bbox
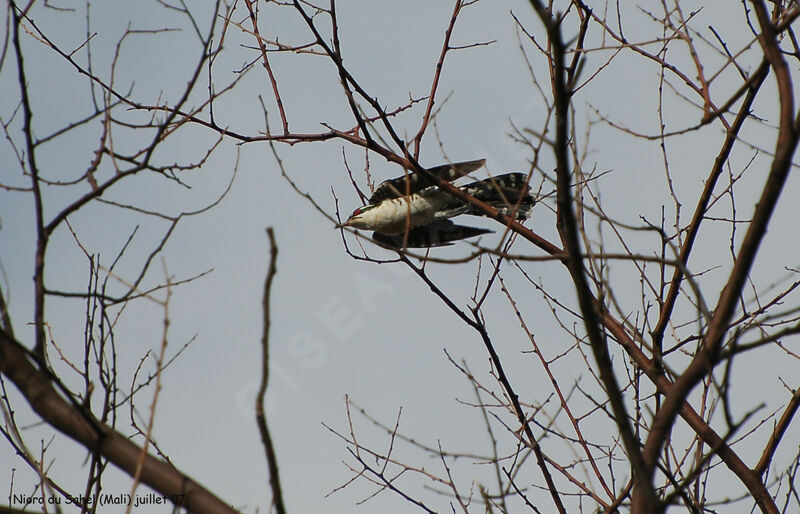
[1,1,799,513]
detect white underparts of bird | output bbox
[343,159,535,248]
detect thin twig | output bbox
[255,227,287,514]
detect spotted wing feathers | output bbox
[369,159,486,204]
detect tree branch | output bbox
[642,3,800,509]
[526,1,655,508]
[255,227,287,514]
[0,329,237,514]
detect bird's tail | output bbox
[461,173,534,220]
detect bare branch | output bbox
[255,228,287,514]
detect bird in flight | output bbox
[343,159,534,248]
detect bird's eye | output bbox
[351,208,362,217]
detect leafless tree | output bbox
[2,0,800,513]
[1,1,245,513]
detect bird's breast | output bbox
[367,194,447,235]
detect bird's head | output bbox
[342,204,377,230]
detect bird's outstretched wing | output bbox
[371,219,491,248]
[368,159,486,205]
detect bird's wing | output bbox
[368,159,486,204]
[372,219,492,248]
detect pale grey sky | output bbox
[1,1,799,513]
